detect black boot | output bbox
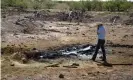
[103,61,112,67]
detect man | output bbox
[92,24,111,66]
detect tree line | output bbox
[68,0,133,12]
[1,0,133,12]
[1,0,55,10]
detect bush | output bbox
[83,0,92,11]
[14,0,28,9]
[1,0,27,9]
[103,0,133,12]
[45,1,55,9]
[69,1,83,10]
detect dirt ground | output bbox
[1,11,133,80]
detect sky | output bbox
[53,0,133,1]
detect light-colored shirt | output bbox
[97,26,106,40]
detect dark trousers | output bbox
[92,39,106,61]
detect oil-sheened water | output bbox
[37,44,111,60]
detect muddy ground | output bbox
[1,11,133,80]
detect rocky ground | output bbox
[1,10,133,80]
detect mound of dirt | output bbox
[123,19,133,25]
[15,18,37,34]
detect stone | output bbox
[59,74,64,78]
[76,28,79,30]
[21,57,28,64]
[2,15,6,18]
[82,33,85,36]
[63,65,78,68]
[46,63,59,67]
[71,63,79,66]
[10,63,15,66]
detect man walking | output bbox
[91,24,111,66]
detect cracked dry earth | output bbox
[1,13,133,80]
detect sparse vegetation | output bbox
[1,0,133,12]
[1,0,56,10]
[1,44,30,55]
[69,0,133,11]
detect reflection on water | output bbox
[38,44,111,60]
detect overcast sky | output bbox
[53,0,133,1]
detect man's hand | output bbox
[97,32,100,35]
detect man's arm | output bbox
[97,28,101,35]
[98,27,105,35]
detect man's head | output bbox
[98,24,103,27]
[97,23,103,30]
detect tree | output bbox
[82,0,92,11]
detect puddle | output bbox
[35,44,112,60]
